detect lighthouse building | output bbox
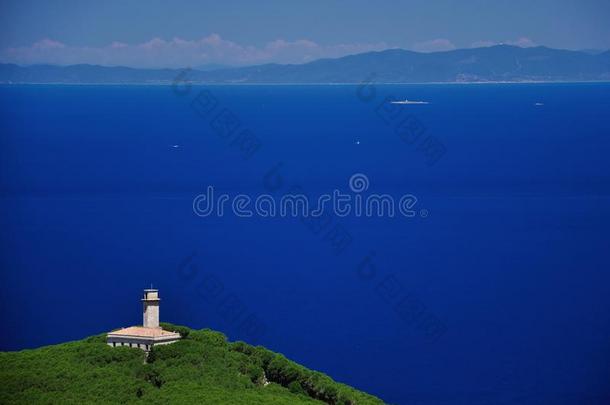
[107,289,181,351]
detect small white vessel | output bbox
[390,99,429,105]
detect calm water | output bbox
[1,83,610,404]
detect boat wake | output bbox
[390,99,430,105]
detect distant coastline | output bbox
[2,80,610,86]
[2,45,609,85]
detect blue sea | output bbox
[1,83,609,404]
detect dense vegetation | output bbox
[0,323,384,404]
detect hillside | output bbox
[0,323,384,405]
[184,45,610,83]
[1,45,609,84]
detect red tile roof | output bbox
[108,326,180,338]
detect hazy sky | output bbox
[1,0,609,67]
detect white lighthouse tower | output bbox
[142,288,160,328]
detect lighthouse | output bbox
[107,288,181,351]
[142,289,160,328]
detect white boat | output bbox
[390,99,429,105]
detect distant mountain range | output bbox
[1,45,609,84]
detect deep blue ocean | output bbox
[1,83,609,404]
